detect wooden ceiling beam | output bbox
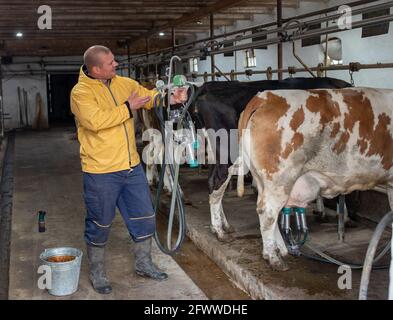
[133,0,248,42]
[0,0,298,57]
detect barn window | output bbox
[252,28,267,50]
[362,8,390,38]
[224,42,234,57]
[302,23,321,47]
[189,57,198,72]
[245,49,256,68]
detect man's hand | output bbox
[127,91,151,110]
[170,87,188,105]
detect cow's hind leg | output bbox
[258,195,289,271]
[145,163,157,186]
[209,165,237,242]
[274,221,288,257]
[254,175,289,271]
[250,163,316,270]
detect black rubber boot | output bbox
[87,245,112,294]
[134,238,168,281]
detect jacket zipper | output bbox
[105,82,132,169]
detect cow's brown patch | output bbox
[306,90,341,129]
[306,90,345,148]
[290,107,305,131]
[245,92,291,179]
[330,122,341,138]
[306,90,350,153]
[333,131,350,154]
[343,91,374,137]
[331,89,392,169]
[281,107,305,159]
[282,132,304,159]
[337,90,374,155]
[367,113,393,170]
[358,139,368,154]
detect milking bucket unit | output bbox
[152,56,197,255]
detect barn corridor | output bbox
[1,126,248,300]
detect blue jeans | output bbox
[83,164,155,246]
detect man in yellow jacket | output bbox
[71,45,186,294]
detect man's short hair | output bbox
[83,45,111,71]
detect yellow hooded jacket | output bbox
[71,66,158,173]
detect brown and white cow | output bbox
[237,87,393,271]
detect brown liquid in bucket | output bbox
[46,255,76,263]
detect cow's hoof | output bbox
[223,224,235,234]
[217,233,235,243]
[269,256,289,271]
[211,227,235,242]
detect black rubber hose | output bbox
[152,94,186,254]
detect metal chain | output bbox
[349,70,355,86]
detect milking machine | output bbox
[280,207,308,256]
[152,56,198,254]
[280,205,392,299]
[280,205,391,266]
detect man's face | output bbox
[93,52,119,80]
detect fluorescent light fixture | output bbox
[159,32,165,36]
[16,32,23,38]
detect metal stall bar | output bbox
[124,2,393,83]
[277,0,283,80]
[210,13,216,81]
[124,4,393,69]
[217,0,393,47]
[210,13,393,56]
[118,0,381,64]
[183,62,393,79]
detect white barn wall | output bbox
[1,55,131,130]
[196,0,393,88]
[2,73,48,130]
[1,56,82,130]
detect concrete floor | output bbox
[7,127,207,300]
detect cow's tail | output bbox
[237,110,251,198]
[237,113,245,198]
[237,168,245,197]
